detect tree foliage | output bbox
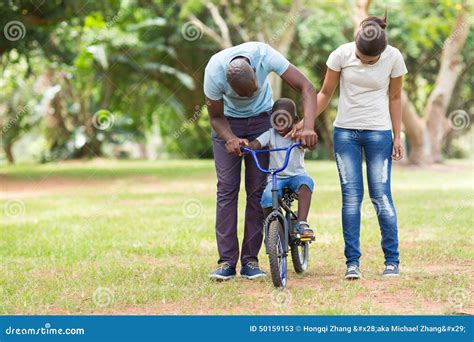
[0,0,471,163]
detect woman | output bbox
[316,14,407,279]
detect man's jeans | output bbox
[333,127,400,266]
[211,112,271,267]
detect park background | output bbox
[0,0,472,314]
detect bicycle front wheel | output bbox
[267,220,287,288]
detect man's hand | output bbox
[392,137,403,161]
[285,120,318,149]
[299,128,318,149]
[225,138,249,156]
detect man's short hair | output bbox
[226,58,255,90]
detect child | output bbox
[249,98,315,239]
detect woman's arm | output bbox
[316,68,341,116]
[287,67,340,139]
[388,76,404,161]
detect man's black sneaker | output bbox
[240,261,266,279]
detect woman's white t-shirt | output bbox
[326,42,408,130]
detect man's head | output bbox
[271,98,297,136]
[226,57,258,97]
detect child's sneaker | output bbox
[382,264,399,277]
[344,264,362,280]
[297,221,315,240]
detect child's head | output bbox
[271,98,297,136]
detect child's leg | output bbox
[262,207,272,219]
[297,184,312,222]
[288,175,314,236]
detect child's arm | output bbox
[248,140,262,150]
[248,130,271,150]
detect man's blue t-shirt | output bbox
[204,42,290,118]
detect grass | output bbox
[0,159,473,315]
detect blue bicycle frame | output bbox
[241,141,302,209]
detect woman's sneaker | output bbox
[344,264,362,280]
[382,264,400,277]
[240,261,266,279]
[210,262,236,281]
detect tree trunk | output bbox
[424,13,470,163]
[3,142,14,164]
[401,91,428,164]
[268,0,304,99]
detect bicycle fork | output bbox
[263,172,290,255]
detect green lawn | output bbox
[0,159,473,314]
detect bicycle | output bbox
[241,141,315,288]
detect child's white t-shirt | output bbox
[256,128,306,178]
[326,42,408,130]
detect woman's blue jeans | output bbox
[333,127,399,266]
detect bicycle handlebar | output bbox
[240,141,302,174]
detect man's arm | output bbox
[280,64,318,149]
[206,97,248,156]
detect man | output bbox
[204,41,317,280]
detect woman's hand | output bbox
[392,137,403,161]
[225,138,249,156]
[285,120,304,139]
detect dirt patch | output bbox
[0,177,125,198]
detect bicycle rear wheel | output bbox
[290,241,309,273]
[267,220,287,288]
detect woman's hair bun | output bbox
[360,16,387,30]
